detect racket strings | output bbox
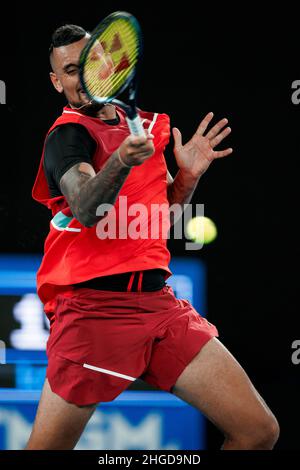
[83,19,139,99]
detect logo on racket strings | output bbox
[101,33,131,73]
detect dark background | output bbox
[0,1,299,449]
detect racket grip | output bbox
[126,115,146,137]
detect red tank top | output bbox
[32,106,172,311]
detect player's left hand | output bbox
[172,112,233,179]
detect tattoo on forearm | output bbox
[60,152,131,227]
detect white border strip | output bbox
[63,109,84,117]
[63,110,159,134]
[148,113,158,134]
[65,227,81,232]
[51,220,81,232]
[83,363,136,382]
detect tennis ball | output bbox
[186,216,217,244]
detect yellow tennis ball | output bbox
[186,216,218,244]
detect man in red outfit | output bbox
[27,25,279,450]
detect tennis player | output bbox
[26,25,279,450]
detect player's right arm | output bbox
[57,130,154,228]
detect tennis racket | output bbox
[79,11,145,136]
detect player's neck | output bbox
[97,103,117,120]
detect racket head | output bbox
[79,11,142,105]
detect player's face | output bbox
[49,36,94,109]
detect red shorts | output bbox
[46,286,218,405]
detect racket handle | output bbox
[126,115,146,137]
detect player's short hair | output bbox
[49,24,87,55]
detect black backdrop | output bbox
[0,1,299,449]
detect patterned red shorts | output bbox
[46,286,218,405]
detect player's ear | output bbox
[50,72,63,93]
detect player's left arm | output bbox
[167,112,233,209]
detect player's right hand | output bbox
[117,131,155,167]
